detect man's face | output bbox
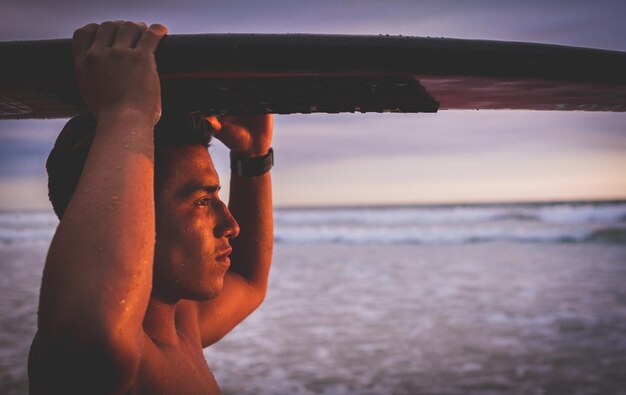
[152,145,239,302]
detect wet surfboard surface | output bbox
[0,34,625,119]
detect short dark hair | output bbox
[46,112,213,219]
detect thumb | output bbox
[204,116,222,132]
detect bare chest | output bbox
[130,339,220,395]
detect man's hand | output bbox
[206,115,273,156]
[73,21,167,125]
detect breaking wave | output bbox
[2,202,626,246]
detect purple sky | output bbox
[0,0,625,208]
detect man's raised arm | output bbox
[31,22,167,393]
[195,115,274,347]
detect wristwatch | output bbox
[230,148,274,177]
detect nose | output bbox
[213,199,240,239]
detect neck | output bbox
[143,295,179,345]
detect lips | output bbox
[216,247,232,259]
[216,247,232,267]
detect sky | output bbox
[0,0,625,209]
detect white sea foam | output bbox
[207,243,626,395]
[0,212,58,245]
[3,234,626,394]
[275,202,626,226]
[274,222,625,245]
[2,202,626,246]
[274,202,626,245]
[0,211,58,227]
[536,203,626,224]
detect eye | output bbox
[194,197,211,207]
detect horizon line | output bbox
[3,197,626,214]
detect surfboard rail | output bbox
[1,34,625,118]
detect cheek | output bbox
[154,212,195,273]
[155,207,217,272]
[185,216,214,250]
[176,217,219,280]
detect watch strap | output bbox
[230,148,274,177]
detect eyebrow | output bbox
[176,183,222,199]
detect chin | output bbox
[189,279,224,301]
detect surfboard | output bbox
[1,34,625,119]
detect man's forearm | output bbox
[40,111,156,342]
[227,171,273,292]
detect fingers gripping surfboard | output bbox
[0,34,625,119]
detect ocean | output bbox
[1,201,626,394]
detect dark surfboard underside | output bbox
[0,34,625,119]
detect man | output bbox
[28,21,274,394]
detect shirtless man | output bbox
[28,21,273,394]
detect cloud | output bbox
[1,0,625,50]
[1,1,625,207]
[271,111,626,165]
[1,110,625,205]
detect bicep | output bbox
[196,272,266,347]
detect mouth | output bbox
[216,247,232,267]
